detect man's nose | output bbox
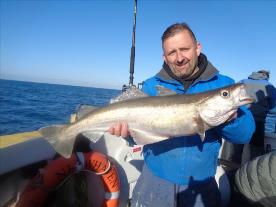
[176,51,184,62]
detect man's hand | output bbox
[108,122,130,138]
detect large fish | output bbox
[40,83,254,158]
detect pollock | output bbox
[40,83,254,158]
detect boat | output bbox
[2,104,274,207]
[1,106,275,207]
[1,0,276,206]
[0,104,233,207]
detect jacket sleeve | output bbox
[215,106,255,144]
[141,78,158,96]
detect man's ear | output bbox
[196,42,202,56]
[163,54,167,63]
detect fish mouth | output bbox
[239,85,255,104]
[239,97,255,105]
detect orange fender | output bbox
[16,151,120,207]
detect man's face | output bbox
[163,30,201,78]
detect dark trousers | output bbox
[251,120,265,147]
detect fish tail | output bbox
[39,125,76,158]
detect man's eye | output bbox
[180,48,189,52]
[168,51,175,56]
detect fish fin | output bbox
[76,104,98,120]
[110,85,148,103]
[156,85,177,96]
[82,131,105,143]
[39,125,75,158]
[129,129,168,145]
[39,125,66,140]
[199,132,205,142]
[195,115,206,142]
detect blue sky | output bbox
[1,0,276,89]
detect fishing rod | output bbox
[128,0,137,86]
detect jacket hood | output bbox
[248,72,269,80]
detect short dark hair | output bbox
[162,23,197,44]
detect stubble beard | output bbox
[170,62,194,79]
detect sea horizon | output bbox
[0,78,122,91]
[0,79,120,135]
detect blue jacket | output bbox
[141,61,255,185]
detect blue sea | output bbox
[0,79,275,136]
[0,79,120,135]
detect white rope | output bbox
[76,152,111,175]
[93,160,111,175]
[105,191,120,200]
[40,152,113,192]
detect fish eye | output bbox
[221,90,230,98]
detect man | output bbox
[241,70,276,157]
[222,70,276,165]
[109,23,255,207]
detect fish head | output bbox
[198,83,254,127]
